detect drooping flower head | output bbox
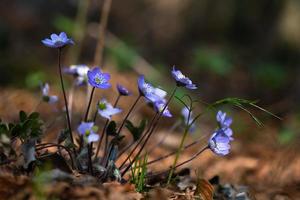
[77,122,99,143]
[42,32,74,48]
[98,99,122,120]
[41,83,58,104]
[64,65,89,86]
[154,100,172,118]
[181,107,196,132]
[208,129,231,156]
[87,67,111,89]
[171,66,197,89]
[117,84,131,96]
[216,110,233,138]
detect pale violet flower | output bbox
[98,99,122,120]
[64,65,89,86]
[41,83,58,104]
[42,32,74,48]
[216,111,233,138]
[154,100,172,118]
[171,66,197,89]
[117,84,131,96]
[208,128,231,156]
[77,122,99,143]
[138,75,167,103]
[87,67,111,89]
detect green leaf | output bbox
[125,119,147,141]
[28,112,40,120]
[106,121,117,136]
[19,111,27,122]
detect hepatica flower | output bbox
[208,129,231,156]
[41,83,58,104]
[117,84,131,96]
[216,110,233,138]
[171,66,197,89]
[64,65,89,86]
[181,107,196,132]
[77,122,99,143]
[98,99,122,120]
[154,100,172,118]
[87,67,111,89]
[42,32,74,48]
[138,75,167,103]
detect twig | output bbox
[94,0,113,67]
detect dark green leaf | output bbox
[19,111,27,122]
[28,112,40,119]
[125,119,147,141]
[106,121,117,136]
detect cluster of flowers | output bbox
[41,32,233,172]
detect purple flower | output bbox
[181,107,196,132]
[77,122,99,143]
[138,75,167,103]
[98,99,122,120]
[154,100,172,118]
[87,67,111,89]
[208,129,231,156]
[64,65,89,86]
[117,84,131,96]
[216,111,233,138]
[42,32,74,48]
[41,83,58,104]
[171,66,197,89]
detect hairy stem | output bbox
[118,113,157,168]
[149,146,209,178]
[116,95,141,136]
[57,48,76,154]
[121,87,177,177]
[167,105,192,184]
[94,95,121,160]
[84,86,96,121]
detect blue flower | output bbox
[87,67,111,89]
[42,32,74,48]
[181,107,196,132]
[64,65,89,86]
[208,129,231,156]
[171,66,197,89]
[117,84,131,96]
[216,111,233,138]
[77,122,99,143]
[138,75,167,103]
[41,83,58,104]
[98,99,122,120]
[154,100,172,118]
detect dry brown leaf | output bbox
[195,179,214,200]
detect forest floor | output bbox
[0,86,299,200]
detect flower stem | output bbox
[122,135,206,169]
[121,86,177,177]
[116,95,141,136]
[58,48,75,153]
[167,105,192,184]
[94,95,121,160]
[35,142,75,169]
[88,143,94,175]
[148,146,209,178]
[118,113,158,169]
[84,86,96,121]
